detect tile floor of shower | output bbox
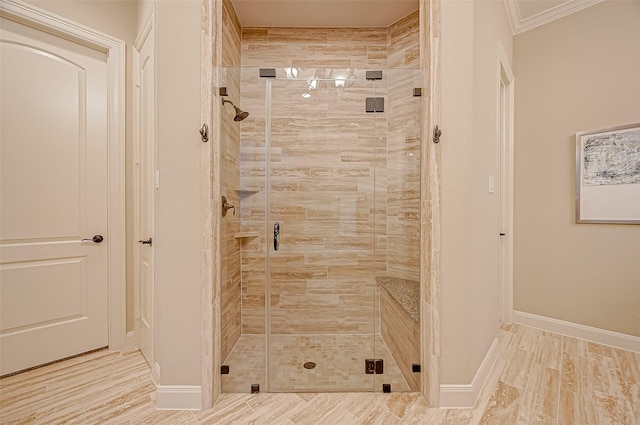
[221,334,410,393]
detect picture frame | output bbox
[575,123,640,224]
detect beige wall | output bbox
[439,0,513,384]
[26,0,138,333]
[513,0,640,337]
[153,0,202,385]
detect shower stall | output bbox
[215,6,423,395]
[218,66,421,393]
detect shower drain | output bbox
[303,361,316,370]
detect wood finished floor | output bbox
[1,323,638,424]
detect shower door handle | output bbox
[273,222,280,251]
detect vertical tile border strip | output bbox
[212,0,223,406]
[420,0,442,407]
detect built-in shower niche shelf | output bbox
[235,188,259,194]
[234,232,259,239]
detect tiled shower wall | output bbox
[239,27,388,335]
[386,12,421,282]
[232,11,421,336]
[220,0,242,360]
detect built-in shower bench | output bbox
[376,276,420,390]
[376,277,420,322]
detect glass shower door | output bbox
[266,72,380,392]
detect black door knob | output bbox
[82,235,104,243]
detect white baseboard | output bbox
[439,337,498,408]
[513,311,640,353]
[155,385,202,410]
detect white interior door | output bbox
[135,21,155,370]
[0,17,110,375]
[498,48,514,324]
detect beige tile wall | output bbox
[239,27,388,335]
[386,11,421,282]
[220,0,242,361]
[237,69,268,335]
[268,78,383,335]
[236,14,421,335]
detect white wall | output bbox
[439,0,513,384]
[513,0,640,337]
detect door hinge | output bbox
[365,359,384,374]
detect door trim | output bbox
[0,0,127,350]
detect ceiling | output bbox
[230,0,419,28]
[231,0,605,33]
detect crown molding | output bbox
[504,0,605,35]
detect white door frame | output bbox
[0,0,127,350]
[497,41,514,324]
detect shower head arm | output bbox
[221,98,250,122]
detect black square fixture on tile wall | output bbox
[365,359,384,374]
[366,70,383,80]
[412,363,421,373]
[220,365,230,374]
[251,384,260,393]
[365,97,385,113]
[382,384,391,393]
[259,68,276,78]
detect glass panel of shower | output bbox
[220,67,421,394]
[266,70,379,392]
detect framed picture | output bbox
[575,123,640,224]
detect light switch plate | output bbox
[488,175,495,194]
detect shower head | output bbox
[222,98,249,122]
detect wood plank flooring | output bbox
[1,324,638,424]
